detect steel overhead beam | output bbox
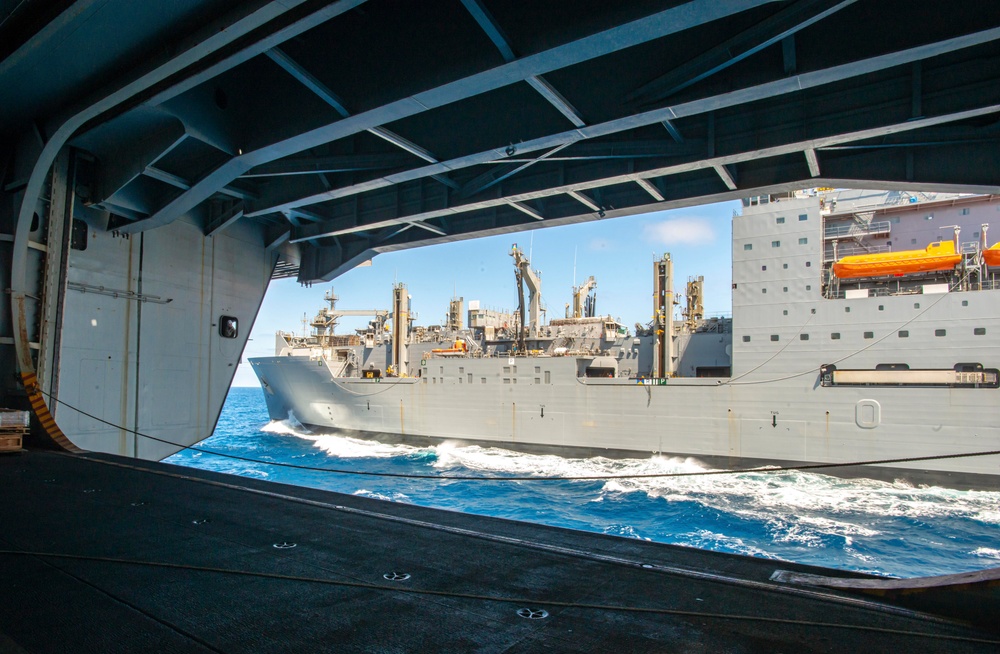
[804,148,821,176]
[460,0,586,127]
[80,0,370,132]
[460,142,574,198]
[256,25,1000,219]
[407,221,447,236]
[714,164,738,190]
[636,178,665,201]
[143,165,255,201]
[567,190,600,211]
[290,103,1000,242]
[126,0,781,233]
[626,0,858,105]
[507,201,545,220]
[266,46,458,192]
[268,46,446,169]
[662,120,685,142]
[241,153,416,177]
[524,76,586,128]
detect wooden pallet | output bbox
[0,428,26,453]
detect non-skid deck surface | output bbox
[0,450,995,653]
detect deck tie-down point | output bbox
[517,608,548,620]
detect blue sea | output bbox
[166,386,1000,579]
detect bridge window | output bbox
[798,237,808,245]
[770,335,779,342]
[878,305,884,311]
[914,303,920,309]
[761,265,767,271]
[783,287,788,293]
[776,217,785,224]
[534,378,540,384]
[864,331,874,339]
[806,285,812,291]
[783,263,788,269]
[782,310,788,315]
[831,333,841,340]
[799,214,808,221]
[743,335,751,342]
[935,329,946,337]
[772,241,780,247]
[762,288,767,294]
[845,307,851,313]
[545,371,551,383]
[468,373,473,384]
[503,378,510,384]
[744,243,753,251]
[806,261,811,267]
[898,330,908,338]
[975,328,986,335]
[800,334,809,341]
[962,300,969,307]
[960,208,970,215]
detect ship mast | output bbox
[652,253,676,378]
[510,244,542,344]
[391,283,409,376]
[572,276,596,318]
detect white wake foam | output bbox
[257,422,1000,542]
[261,411,312,436]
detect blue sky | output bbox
[232,199,740,386]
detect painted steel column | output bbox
[36,150,74,415]
[8,0,344,450]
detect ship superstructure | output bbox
[252,190,1000,487]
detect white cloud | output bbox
[643,218,715,245]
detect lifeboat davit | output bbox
[984,242,1000,268]
[832,240,961,279]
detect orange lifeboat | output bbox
[832,241,961,279]
[430,339,469,356]
[984,242,1000,268]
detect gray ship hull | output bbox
[251,191,1000,488]
[251,352,1000,487]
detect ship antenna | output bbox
[573,246,577,289]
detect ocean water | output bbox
[166,386,1000,579]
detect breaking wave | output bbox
[168,388,1000,578]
